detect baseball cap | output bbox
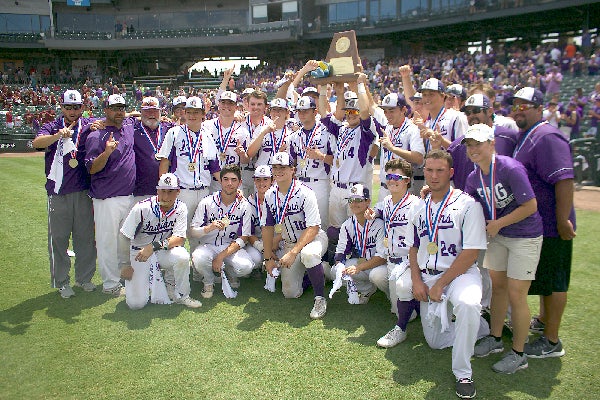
[241,88,255,97]
[62,89,82,105]
[173,96,187,107]
[141,96,160,110]
[185,96,204,109]
[410,92,423,101]
[508,87,544,106]
[461,124,495,144]
[343,98,359,110]
[420,78,445,93]
[156,173,180,190]
[269,152,294,167]
[461,94,491,111]
[220,91,238,103]
[446,84,467,100]
[347,183,370,200]
[344,91,358,100]
[269,98,289,110]
[254,165,272,178]
[106,94,126,106]
[302,87,319,96]
[380,93,408,108]
[295,96,316,110]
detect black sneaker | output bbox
[456,377,476,399]
[529,316,545,334]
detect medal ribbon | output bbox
[62,117,82,159]
[425,188,454,245]
[478,153,497,220]
[216,119,238,153]
[384,191,411,239]
[513,121,546,157]
[337,125,358,155]
[274,179,297,225]
[270,126,287,155]
[425,107,446,152]
[301,123,320,159]
[385,118,408,162]
[247,115,265,139]
[352,217,371,258]
[217,191,240,219]
[140,123,164,155]
[152,197,177,219]
[254,192,263,223]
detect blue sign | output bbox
[67,0,91,6]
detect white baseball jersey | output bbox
[374,193,421,259]
[247,192,268,239]
[120,196,187,247]
[378,119,425,185]
[156,125,219,189]
[192,191,252,246]
[262,180,321,244]
[425,107,468,150]
[288,122,334,180]
[255,126,293,167]
[202,118,250,168]
[334,216,386,263]
[245,115,272,168]
[408,189,487,270]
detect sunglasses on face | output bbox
[348,198,366,204]
[511,103,536,112]
[386,173,409,181]
[463,107,486,116]
[345,109,359,115]
[107,105,126,111]
[62,104,82,110]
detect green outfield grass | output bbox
[0,157,598,399]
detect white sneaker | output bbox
[59,284,75,299]
[310,296,327,319]
[176,296,202,308]
[201,284,214,299]
[377,325,407,348]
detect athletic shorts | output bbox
[528,237,572,296]
[483,234,543,280]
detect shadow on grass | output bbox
[0,288,113,335]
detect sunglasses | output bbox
[386,173,409,181]
[463,107,486,116]
[107,105,126,111]
[511,103,536,112]
[345,109,359,115]
[62,104,82,110]
[348,198,366,204]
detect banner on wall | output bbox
[67,0,91,6]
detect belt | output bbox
[421,268,443,275]
[389,257,404,264]
[181,186,206,191]
[298,176,320,183]
[414,176,425,180]
[243,167,255,171]
[334,182,358,189]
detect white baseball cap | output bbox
[172,96,187,107]
[295,96,316,110]
[156,173,180,190]
[343,98,359,110]
[462,94,491,111]
[254,165,272,178]
[380,93,408,108]
[220,91,238,103]
[461,123,495,144]
[185,96,204,109]
[302,87,318,96]
[508,87,544,106]
[106,94,126,106]
[420,78,446,93]
[242,88,255,97]
[141,96,160,110]
[269,152,294,167]
[344,91,358,100]
[62,90,83,105]
[269,98,289,110]
[347,183,370,200]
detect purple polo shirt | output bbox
[513,121,576,237]
[465,155,543,238]
[448,125,518,190]
[36,116,95,196]
[133,119,173,196]
[84,120,136,199]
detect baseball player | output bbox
[407,149,488,399]
[156,96,220,252]
[242,90,272,195]
[463,124,543,374]
[247,98,292,170]
[246,165,278,267]
[374,93,425,199]
[330,184,386,304]
[83,94,135,296]
[171,95,187,125]
[370,158,421,348]
[190,164,255,299]
[32,89,97,298]
[119,173,202,310]
[261,152,329,319]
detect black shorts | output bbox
[528,237,572,296]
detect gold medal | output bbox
[274,224,283,234]
[336,159,340,168]
[383,237,388,248]
[219,153,226,161]
[221,217,230,227]
[188,162,196,172]
[299,159,307,169]
[68,158,79,168]
[427,242,438,255]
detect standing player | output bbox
[242,90,272,194]
[32,89,97,298]
[119,173,202,309]
[171,95,187,125]
[247,98,292,169]
[463,124,543,374]
[330,184,386,304]
[191,164,255,298]
[509,87,576,358]
[408,149,488,399]
[84,94,135,296]
[262,152,329,319]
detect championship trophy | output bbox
[309,30,361,84]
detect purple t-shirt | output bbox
[513,121,576,237]
[84,120,136,199]
[465,155,543,238]
[133,119,173,196]
[448,125,518,191]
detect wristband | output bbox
[357,83,366,94]
[235,237,246,248]
[152,241,161,251]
